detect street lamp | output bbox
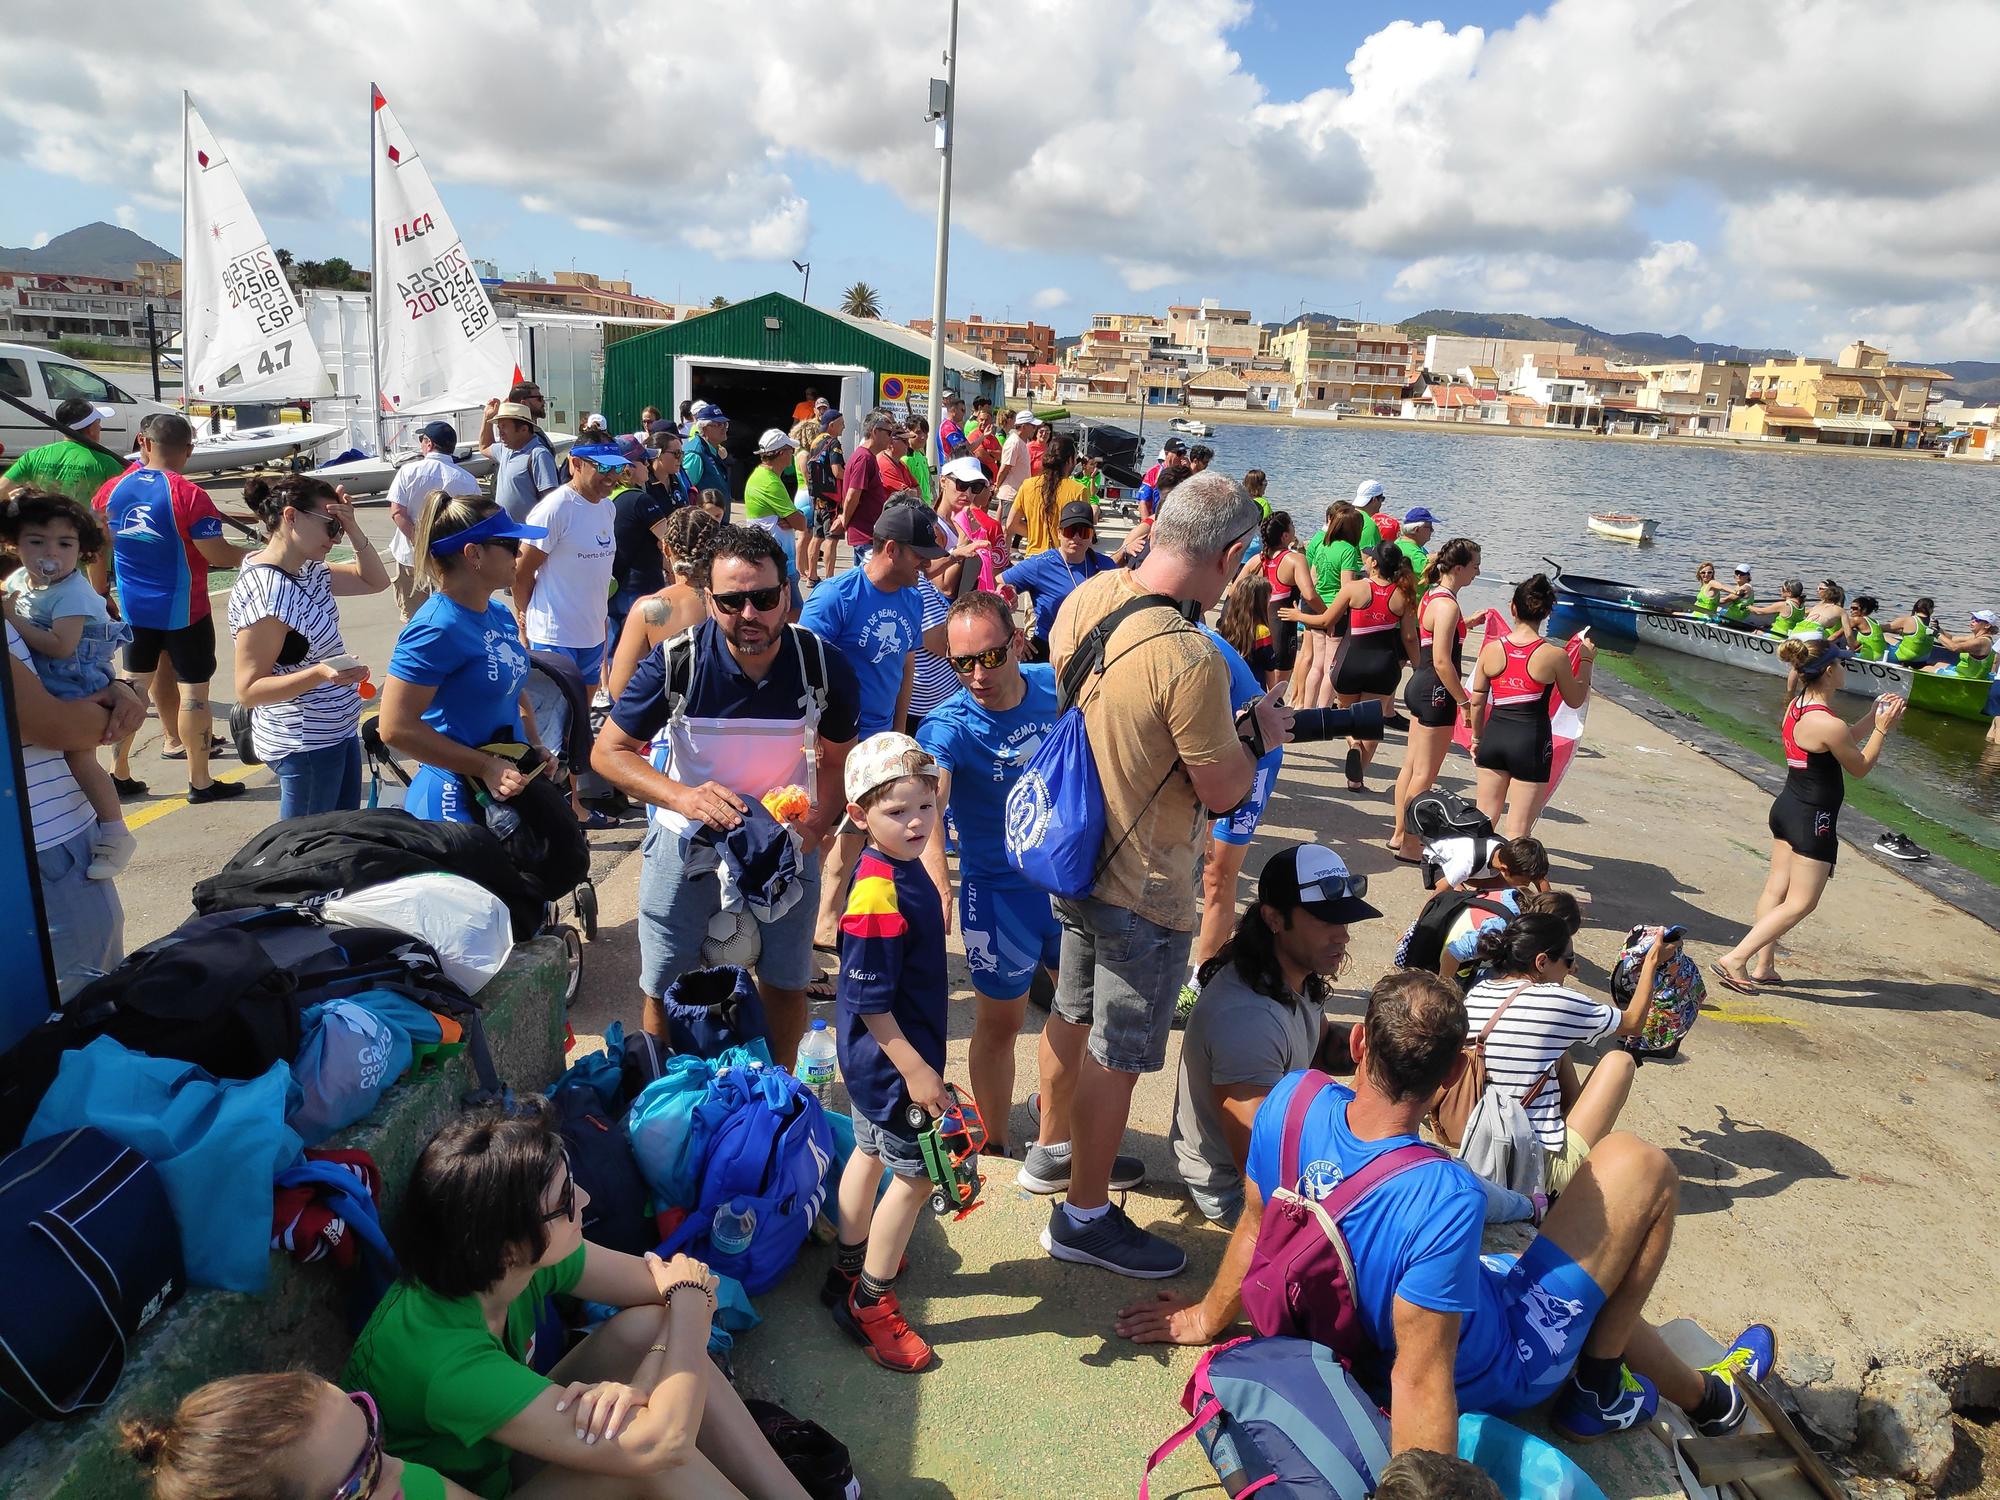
[791,260,810,305]
[924,0,959,460]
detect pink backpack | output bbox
[1238,1070,1445,1377]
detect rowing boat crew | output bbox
[1690,563,1996,678]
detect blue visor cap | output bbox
[430,510,549,556]
[566,442,635,469]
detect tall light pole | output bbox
[924,0,959,457]
[792,259,811,305]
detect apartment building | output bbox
[0,270,162,349]
[1351,323,1411,411]
[1512,354,1645,430]
[1625,360,1748,435]
[134,259,183,299]
[1166,299,1260,369]
[1420,334,1578,384]
[909,313,1056,367]
[1268,322,1356,409]
[490,270,676,320]
[1728,342,1949,447]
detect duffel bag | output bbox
[0,1128,184,1445]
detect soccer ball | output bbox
[700,907,763,969]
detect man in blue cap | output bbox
[1398,506,1439,576]
[385,419,480,621]
[683,403,734,503]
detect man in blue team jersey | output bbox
[89,413,249,802]
[1118,966,1776,1455]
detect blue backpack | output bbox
[1140,1335,1391,1499]
[660,1061,834,1295]
[1004,592,1184,898]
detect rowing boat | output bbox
[1586,513,1657,543]
[1546,561,1997,722]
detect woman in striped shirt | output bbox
[228,474,389,818]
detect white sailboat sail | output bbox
[182,94,334,402]
[370,84,517,420]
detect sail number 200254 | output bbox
[397,245,494,340]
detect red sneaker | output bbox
[833,1287,933,1372]
[819,1255,909,1307]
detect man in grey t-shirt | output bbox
[1169,844,1380,1224]
[481,398,559,522]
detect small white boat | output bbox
[1586,513,1658,543]
[317,433,567,498]
[1169,416,1212,437]
[148,421,346,476]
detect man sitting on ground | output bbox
[1118,969,1775,1451]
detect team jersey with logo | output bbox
[94,466,227,629]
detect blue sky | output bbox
[3,1,1995,358]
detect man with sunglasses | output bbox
[802,499,949,958]
[912,590,1068,1160]
[596,525,861,1064]
[1035,469,1293,1279]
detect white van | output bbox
[0,342,176,466]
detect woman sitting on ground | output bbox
[604,506,720,700]
[126,1370,480,1500]
[1461,912,1671,1194]
[342,1104,810,1499]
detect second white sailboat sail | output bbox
[182,94,333,403]
[370,84,517,419]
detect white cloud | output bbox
[113,203,138,229]
[2,0,1996,355]
[1029,287,1070,311]
[28,229,50,249]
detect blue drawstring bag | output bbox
[626,1046,767,1210]
[658,966,771,1063]
[272,1158,398,1330]
[1005,592,1182,898]
[558,1021,629,1116]
[289,1001,414,1147]
[25,1037,301,1292]
[1457,1412,1608,1500]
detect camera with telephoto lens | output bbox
[1288,701,1388,743]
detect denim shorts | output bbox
[1051,895,1193,1074]
[636,818,821,996]
[33,616,127,699]
[851,1109,927,1180]
[960,873,1060,1000]
[1458,1235,1609,1413]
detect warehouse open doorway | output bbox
[674,356,869,498]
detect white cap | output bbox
[66,402,116,432]
[755,427,795,456]
[941,455,987,484]
[584,412,607,429]
[1734,562,1753,575]
[1973,609,1998,626]
[1015,411,1039,429]
[1355,479,1385,504]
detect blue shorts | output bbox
[960,873,1060,999]
[1213,747,1282,845]
[404,764,479,824]
[1458,1235,1608,1413]
[531,640,605,687]
[851,1109,926,1180]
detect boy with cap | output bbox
[827,732,955,1373]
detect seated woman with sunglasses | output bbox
[342,1105,811,1499]
[228,473,390,818]
[127,1370,478,1500]
[380,492,552,824]
[1461,913,1671,1196]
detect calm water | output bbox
[1176,420,2000,853]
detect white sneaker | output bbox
[87,824,138,880]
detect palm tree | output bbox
[840,281,882,319]
[708,295,730,310]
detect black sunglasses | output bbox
[956,478,990,493]
[541,1158,577,1224]
[1060,524,1094,539]
[712,585,788,615]
[484,537,522,556]
[298,507,343,542]
[949,644,1010,673]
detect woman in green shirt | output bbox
[343,1107,809,1499]
[1848,594,1887,659]
[1302,502,1365,707]
[126,1370,475,1500]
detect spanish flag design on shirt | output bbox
[841,850,910,944]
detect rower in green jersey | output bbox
[1761,578,1810,637]
[1717,563,1756,625]
[1690,561,1723,618]
[1885,597,1938,663]
[1848,595,1888,660]
[1932,611,1998,679]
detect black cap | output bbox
[1058,500,1097,530]
[1160,437,1188,456]
[419,420,458,451]
[873,499,949,559]
[1258,844,1381,924]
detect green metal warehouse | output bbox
[600,292,1003,485]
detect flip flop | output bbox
[806,973,838,1003]
[1390,848,1425,866]
[1708,961,1759,997]
[160,735,228,761]
[1747,973,1787,987]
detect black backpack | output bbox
[191,809,550,939]
[549,1081,653,1255]
[468,745,591,900]
[744,1398,861,1500]
[1409,788,1494,843]
[1395,890,1515,983]
[0,926,302,1151]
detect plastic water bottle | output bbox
[710,1199,757,1258]
[798,1019,838,1105]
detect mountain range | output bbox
[0,222,178,280]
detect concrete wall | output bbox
[0,938,572,1500]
